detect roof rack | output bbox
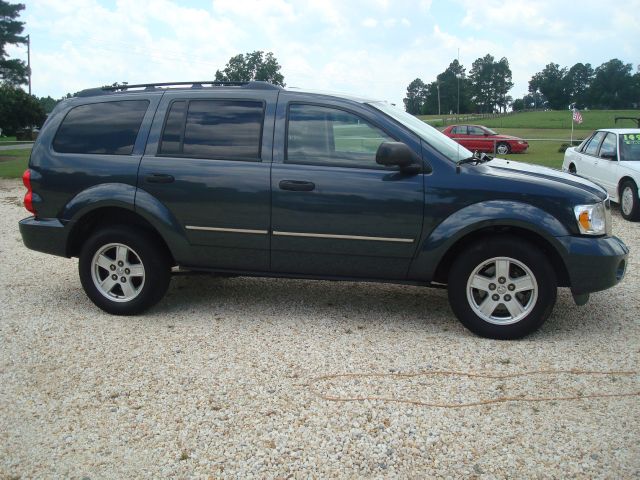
[76,80,282,97]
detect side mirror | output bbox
[376,142,422,172]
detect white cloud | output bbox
[12,0,640,107]
[362,18,378,28]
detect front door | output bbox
[270,101,424,279]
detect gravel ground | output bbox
[1,178,638,479]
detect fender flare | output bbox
[409,200,571,281]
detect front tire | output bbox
[79,226,171,315]
[620,180,640,221]
[447,237,557,339]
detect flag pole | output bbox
[571,110,574,144]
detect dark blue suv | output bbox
[19,81,628,339]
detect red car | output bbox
[442,124,528,155]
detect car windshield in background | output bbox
[485,127,498,135]
[620,133,640,161]
[369,101,473,162]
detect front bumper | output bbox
[19,216,71,257]
[557,235,629,295]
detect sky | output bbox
[7,0,640,106]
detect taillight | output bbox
[22,169,35,214]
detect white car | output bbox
[562,128,640,221]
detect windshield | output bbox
[619,133,640,161]
[368,101,473,162]
[484,127,498,135]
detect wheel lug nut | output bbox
[110,265,116,271]
[504,294,512,301]
[489,283,496,291]
[118,261,124,267]
[492,294,500,301]
[111,274,118,280]
[498,277,506,284]
[508,284,515,291]
[125,268,130,275]
[121,277,127,283]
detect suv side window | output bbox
[159,99,264,161]
[286,104,393,169]
[583,131,606,156]
[53,100,149,155]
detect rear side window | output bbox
[451,126,467,134]
[583,131,606,156]
[159,99,264,161]
[53,100,149,155]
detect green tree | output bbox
[511,98,525,111]
[214,51,285,86]
[529,63,567,110]
[435,59,473,114]
[588,59,634,108]
[492,57,514,112]
[469,54,513,113]
[38,95,58,113]
[0,1,27,85]
[0,82,46,135]
[403,78,427,114]
[564,62,593,107]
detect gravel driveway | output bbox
[1,178,638,478]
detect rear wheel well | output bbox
[67,207,175,265]
[618,176,637,197]
[432,226,570,287]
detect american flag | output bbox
[572,109,583,124]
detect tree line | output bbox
[407,55,640,115]
[404,54,514,116]
[513,59,639,111]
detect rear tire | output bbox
[79,225,171,315]
[620,179,640,221]
[496,142,510,155]
[447,236,557,339]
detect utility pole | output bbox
[436,81,441,116]
[27,34,31,95]
[456,48,460,123]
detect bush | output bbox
[0,83,47,136]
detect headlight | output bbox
[574,202,607,235]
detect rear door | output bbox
[270,94,424,279]
[578,131,607,182]
[138,88,277,271]
[595,132,620,197]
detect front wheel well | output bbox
[67,207,175,265]
[432,226,570,287]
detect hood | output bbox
[481,158,608,201]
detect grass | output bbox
[0,148,31,178]
[0,136,17,142]
[496,128,572,169]
[479,110,640,130]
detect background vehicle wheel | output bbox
[568,163,576,174]
[79,225,171,315]
[619,180,640,221]
[447,237,557,339]
[496,142,510,155]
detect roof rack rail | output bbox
[76,80,282,97]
